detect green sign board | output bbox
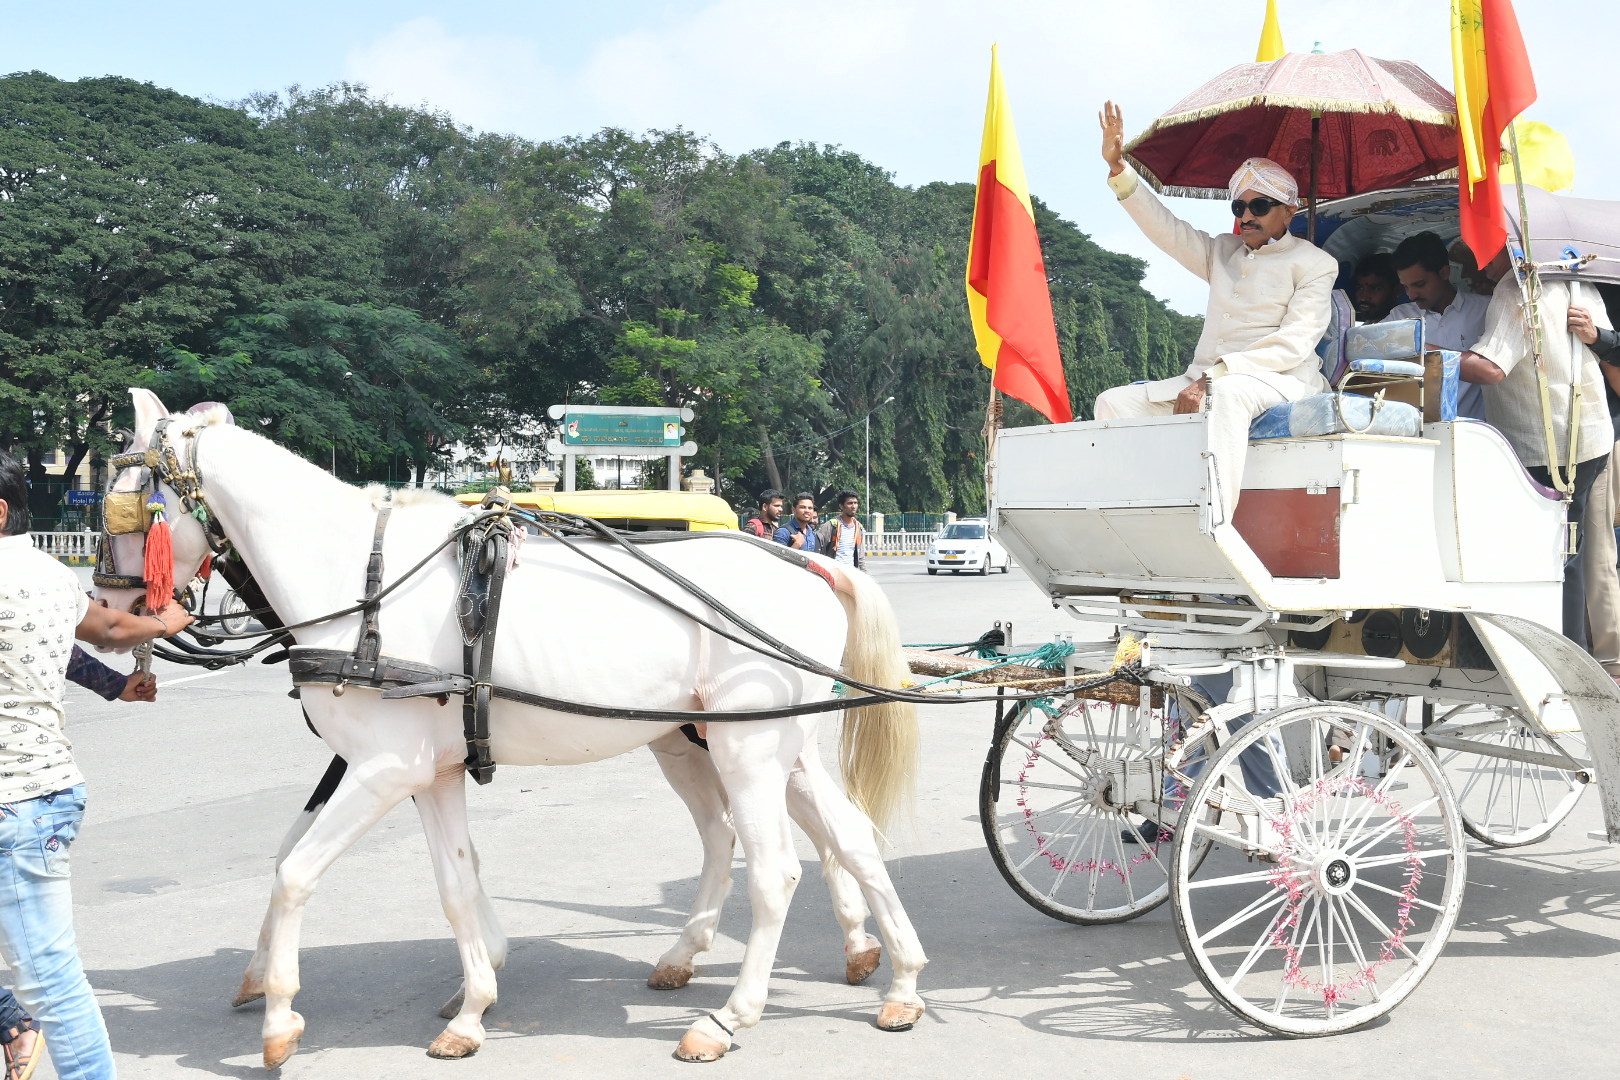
[563,411,683,447]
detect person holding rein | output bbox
[0,451,191,1080]
[1457,258,1613,649]
[1095,101,1338,519]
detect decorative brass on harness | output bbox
[104,492,153,535]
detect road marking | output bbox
[161,669,234,687]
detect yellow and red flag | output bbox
[966,45,1071,425]
[1451,0,1537,264]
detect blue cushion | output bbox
[1316,289,1355,385]
[1346,319,1424,362]
[1348,358,1425,376]
[1249,392,1424,440]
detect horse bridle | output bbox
[95,417,230,595]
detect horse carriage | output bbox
[941,182,1620,1035]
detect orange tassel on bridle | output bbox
[144,493,174,612]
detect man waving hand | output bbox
[1094,101,1338,517]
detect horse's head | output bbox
[92,388,221,615]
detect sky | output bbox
[3,0,1615,315]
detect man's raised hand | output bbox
[1099,101,1126,176]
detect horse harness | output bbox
[103,422,1148,785]
[286,491,517,784]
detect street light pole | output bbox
[865,396,896,519]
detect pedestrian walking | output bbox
[816,489,865,569]
[773,493,819,551]
[0,451,192,1079]
[744,489,783,538]
[0,645,158,1079]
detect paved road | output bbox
[42,559,1620,1077]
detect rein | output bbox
[104,422,1151,782]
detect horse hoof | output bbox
[674,1028,729,1062]
[262,1012,305,1070]
[438,987,465,1019]
[846,946,881,985]
[648,964,694,990]
[875,999,924,1032]
[427,1029,482,1059]
[232,973,265,1008]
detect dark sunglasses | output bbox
[1231,196,1284,219]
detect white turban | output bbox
[1229,157,1299,206]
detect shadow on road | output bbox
[88,835,1620,1071]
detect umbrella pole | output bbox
[1307,111,1320,244]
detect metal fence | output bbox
[31,531,100,564]
[865,531,939,557]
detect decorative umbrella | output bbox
[1124,49,1458,238]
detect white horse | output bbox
[98,390,927,1067]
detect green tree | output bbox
[155,299,473,481]
[0,73,377,479]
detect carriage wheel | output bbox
[1427,702,1588,848]
[1170,702,1465,1036]
[980,687,1214,925]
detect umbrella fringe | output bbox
[1125,160,1462,202]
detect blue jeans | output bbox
[0,786,113,1079]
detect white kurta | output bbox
[1107,167,1338,402]
[1470,274,1612,470]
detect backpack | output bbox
[745,517,768,537]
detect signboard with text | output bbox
[562,411,683,447]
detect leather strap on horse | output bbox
[356,499,393,666]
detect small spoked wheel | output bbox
[1427,703,1588,848]
[1170,702,1466,1036]
[219,588,255,636]
[980,687,1214,925]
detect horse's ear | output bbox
[129,388,169,447]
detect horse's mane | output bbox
[363,484,457,510]
[170,407,458,512]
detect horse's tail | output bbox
[824,559,918,836]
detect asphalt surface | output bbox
[36,558,1620,1078]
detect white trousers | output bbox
[1094,374,1307,518]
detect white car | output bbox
[926,518,1012,575]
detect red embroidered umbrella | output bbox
[1124,49,1458,236]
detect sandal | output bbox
[5,1028,43,1080]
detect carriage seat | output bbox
[1247,313,1459,441]
[1247,392,1423,439]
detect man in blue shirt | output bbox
[773,492,819,552]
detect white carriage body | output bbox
[992,414,1564,629]
[989,414,1620,842]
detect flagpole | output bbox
[982,375,1002,511]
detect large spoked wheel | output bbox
[1170,702,1466,1036]
[1426,702,1588,848]
[980,687,1214,925]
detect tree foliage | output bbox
[0,74,1202,510]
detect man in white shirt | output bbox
[1095,102,1337,518]
[1381,231,1490,420]
[0,452,192,1078]
[1460,267,1613,648]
